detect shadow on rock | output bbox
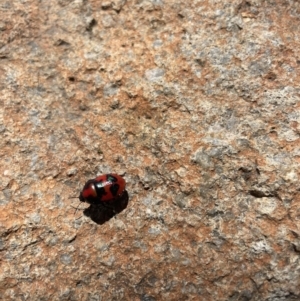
[83,190,129,224]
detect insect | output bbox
[79,174,126,209]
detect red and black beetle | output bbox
[79,174,126,208]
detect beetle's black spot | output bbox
[94,182,107,198]
[107,175,118,183]
[110,183,119,196]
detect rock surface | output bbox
[0,0,300,300]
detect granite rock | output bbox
[0,0,300,300]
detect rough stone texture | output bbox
[0,0,300,300]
